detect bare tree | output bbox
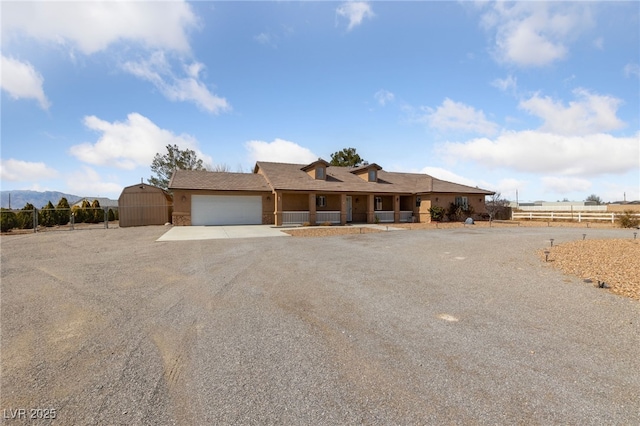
[585,194,603,205]
[210,163,231,172]
[486,192,511,221]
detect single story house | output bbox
[169,160,494,226]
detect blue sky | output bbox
[1,1,639,203]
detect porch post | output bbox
[308,193,316,225]
[367,194,375,223]
[340,193,347,225]
[274,191,283,226]
[393,195,400,223]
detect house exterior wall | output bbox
[171,189,273,226]
[350,194,368,223]
[415,195,430,223]
[282,193,308,210]
[427,193,488,221]
[118,186,172,227]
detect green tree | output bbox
[91,199,104,223]
[1,209,18,232]
[330,147,364,167]
[72,200,91,223]
[17,203,36,229]
[149,144,206,190]
[585,194,603,205]
[39,201,56,227]
[108,208,116,222]
[56,197,70,225]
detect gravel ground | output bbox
[542,239,640,301]
[1,226,639,425]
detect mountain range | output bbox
[0,190,117,209]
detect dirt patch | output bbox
[283,226,383,237]
[282,220,617,238]
[541,239,640,301]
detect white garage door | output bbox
[191,195,262,225]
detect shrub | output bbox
[39,201,56,227]
[56,198,70,225]
[108,208,116,222]
[429,206,445,221]
[616,210,640,228]
[17,203,35,229]
[447,203,475,222]
[1,209,18,232]
[91,200,104,223]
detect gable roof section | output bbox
[300,159,330,171]
[431,178,494,195]
[169,170,271,192]
[349,163,383,173]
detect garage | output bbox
[191,195,262,226]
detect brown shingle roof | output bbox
[169,170,271,192]
[255,162,494,195]
[168,163,494,196]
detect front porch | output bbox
[274,192,417,226]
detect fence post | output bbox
[71,213,75,230]
[33,208,38,233]
[578,212,581,222]
[104,207,109,229]
[611,213,614,224]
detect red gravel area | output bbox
[541,239,640,301]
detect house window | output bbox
[315,167,325,180]
[316,195,326,207]
[375,196,382,210]
[368,169,376,182]
[455,196,469,209]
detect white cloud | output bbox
[255,32,276,48]
[593,37,604,50]
[422,98,498,135]
[245,139,318,164]
[541,176,592,194]
[491,75,517,93]
[69,113,212,170]
[2,1,198,54]
[122,52,230,114]
[624,63,640,78]
[419,166,479,187]
[480,2,593,67]
[0,158,59,181]
[519,89,624,135]
[494,178,528,199]
[336,2,374,31]
[374,89,395,106]
[0,54,50,109]
[66,166,123,198]
[440,130,639,177]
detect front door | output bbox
[346,196,352,222]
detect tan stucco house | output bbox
[169,160,494,226]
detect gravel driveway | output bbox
[1,226,638,425]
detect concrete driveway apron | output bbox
[157,225,290,241]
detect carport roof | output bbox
[169,170,271,192]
